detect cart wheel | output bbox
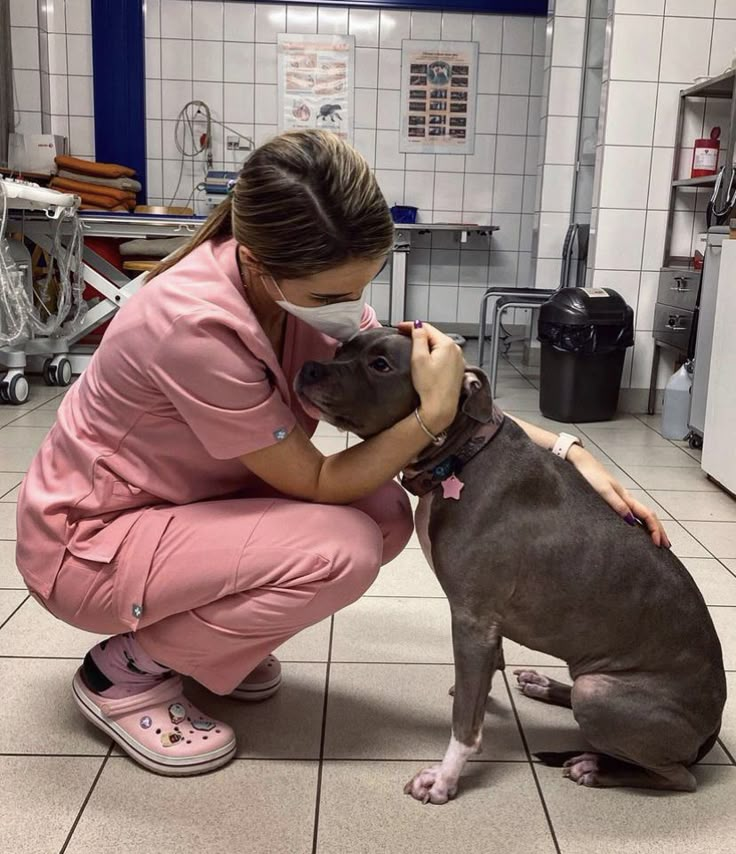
[55,358,73,387]
[0,381,8,404]
[7,375,30,406]
[42,358,54,386]
[689,434,703,450]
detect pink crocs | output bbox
[229,654,282,702]
[73,669,236,776]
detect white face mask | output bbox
[273,283,365,341]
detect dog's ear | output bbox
[460,368,494,423]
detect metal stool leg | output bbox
[490,301,505,398]
[478,291,492,368]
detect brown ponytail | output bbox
[147,130,394,282]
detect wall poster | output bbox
[400,40,479,155]
[277,33,355,142]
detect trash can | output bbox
[538,288,634,422]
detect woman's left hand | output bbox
[568,445,671,549]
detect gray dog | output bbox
[295,328,726,804]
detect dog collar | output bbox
[402,407,506,499]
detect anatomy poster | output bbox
[400,40,479,155]
[277,34,355,141]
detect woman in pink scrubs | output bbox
[16,130,667,776]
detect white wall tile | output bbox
[404,170,434,210]
[493,174,523,213]
[636,271,659,330]
[160,79,192,119]
[547,67,581,116]
[434,172,464,210]
[551,15,585,68]
[161,0,192,39]
[465,134,496,173]
[224,82,254,123]
[374,168,403,203]
[286,5,317,33]
[66,34,93,76]
[463,172,493,210]
[255,4,285,42]
[478,53,501,94]
[709,18,736,74]
[405,152,435,171]
[555,0,587,14]
[253,123,277,146]
[477,94,499,134]
[69,115,95,156]
[376,89,400,130]
[599,146,652,209]
[435,153,465,173]
[254,83,277,125]
[541,163,574,212]
[429,286,459,321]
[145,37,161,78]
[353,127,376,167]
[659,17,712,83]
[609,14,662,82]
[665,0,715,15]
[535,257,563,287]
[377,48,401,90]
[604,81,657,147]
[146,78,162,121]
[642,209,668,270]
[652,82,683,147]
[615,0,664,11]
[375,129,404,170]
[488,250,519,286]
[146,119,163,159]
[495,134,525,174]
[349,8,380,47]
[526,96,541,136]
[441,12,472,41]
[50,113,69,137]
[716,0,736,16]
[49,74,68,116]
[68,74,93,116]
[591,269,640,315]
[410,11,441,40]
[224,42,255,82]
[162,38,193,80]
[533,17,548,56]
[193,0,223,40]
[9,0,38,27]
[500,54,531,95]
[13,69,41,111]
[355,47,378,87]
[594,208,647,270]
[525,136,539,173]
[497,95,528,134]
[379,9,409,47]
[503,16,533,55]
[530,55,544,95]
[225,3,255,40]
[354,88,377,128]
[457,286,484,322]
[489,212,522,251]
[544,115,578,164]
[538,211,573,258]
[45,0,66,34]
[318,6,348,35]
[254,43,277,83]
[11,26,40,70]
[48,33,67,75]
[406,284,430,318]
[646,146,675,210]
[146,0,161,38]
[473,14,503,53]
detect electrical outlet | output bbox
[227,136,239,150]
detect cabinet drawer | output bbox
[653,303,693,350]
[658,268,699,311]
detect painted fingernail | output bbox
[414,319,423,329]
[624,512,637,526]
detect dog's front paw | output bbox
[404,766,458,805]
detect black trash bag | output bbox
[538,288,634,355]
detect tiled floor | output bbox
[2,355,736,854]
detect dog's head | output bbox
[295,328,494,439]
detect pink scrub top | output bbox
[16,236,379,625]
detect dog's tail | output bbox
[534,751,584,767]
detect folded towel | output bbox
[60,186,135,209]
[119,237,189,258]
[57,169,142,193]
[55,154,136,179]
[51,177,137,204]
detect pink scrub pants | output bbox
[45,481,412,694]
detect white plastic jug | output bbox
[661,363,693,440]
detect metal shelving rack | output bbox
[663,68,736,267]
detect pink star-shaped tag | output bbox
[441,474,464,500]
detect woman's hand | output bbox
[398,321,465,434]
[568,445,671,548]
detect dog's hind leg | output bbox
[512,669,572,708]
[404,610,500,805]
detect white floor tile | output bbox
[662,520,712,559]
[651,491,736,523]
[681,523,736,560]
[680,558,736,606]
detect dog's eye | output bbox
[370,357,392,373]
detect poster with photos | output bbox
[277,33,355,142]
[400,40,479,155]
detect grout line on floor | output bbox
[310,614,334,854]
[0,594,28,631]
[502,670,562,854]
[57,742,113,854]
